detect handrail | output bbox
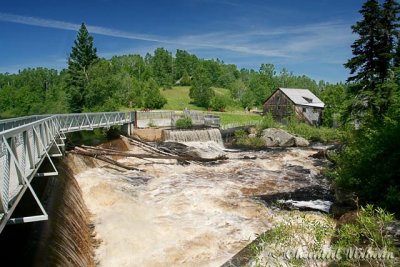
[0,115,50,132]
[0,111,135,233]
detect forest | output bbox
[0,0,399,214]
[0,23,345,128]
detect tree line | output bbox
[0,23,345,126]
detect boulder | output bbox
[294,136,310,147]
[261,128,308,147]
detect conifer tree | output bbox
[66,23,98,112]
[345,0,399,116]
[345,0,382,86]
[379,0,400,79]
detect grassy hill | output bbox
[161,86,203,111]
[161,86,242,112]
[160,86,262,126]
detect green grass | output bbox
[160,86,242,112]
[212,111,262,126]
[161,86,204,111]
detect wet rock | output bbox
[330,187,358,218]
[335,187,358,207]
[243,155,257,159]
[261,128,309,147]
[286,164,311,174]
[257,185,335,213]
[310,150,326,159]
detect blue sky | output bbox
[0,0,365,83]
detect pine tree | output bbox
[345,0,382,87]
[66,23,98,112]
[344,0,399,116]
[379,0,400,79]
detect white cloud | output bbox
[0,12,353,60]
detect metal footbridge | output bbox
[0,112,135,233]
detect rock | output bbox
[261,128,308,147]
[310,150,326,159]
[335,187,358,207]
[330,187,358,218]
[294,136,309,147]
[248,133,256,138]
[243,155,257,159]
[248,127,258,135]
[330,203,357,219]
[337,211,358,225]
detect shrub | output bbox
[209,95,228,111]
[334,117,400,212]
[259,112,277,129]
[233,129,264,148]
[175,116,192,129]
[286,121,343,143]
[332,205,397,266]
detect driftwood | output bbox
[76,145,227,162]
[70,135,228,172]
[123,135,176,157]
[70,147,144,172]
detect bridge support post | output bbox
[121,122,135,136]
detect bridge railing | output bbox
[57,112,134,132]
[0,116,61,224]
[0,111,135,232]
[0,115,50,132]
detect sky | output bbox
[0,0,366,83]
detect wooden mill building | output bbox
[263,88,325,126]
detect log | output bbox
[123,135,175,157]
[70,148,144,172]
[75,146,227,163]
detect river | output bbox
[67,134,329,266]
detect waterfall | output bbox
[162,128,224,146]
[0,159,95,267]
[33,162,96,267]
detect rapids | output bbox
[67,136,329,267]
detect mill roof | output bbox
[278,88,325,108]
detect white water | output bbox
[277,199,333,213]
[69,139,328,267]
[162,128,224,147]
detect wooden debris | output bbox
[70,147,144,172]
[74,145,227,162]
[70,138,227,172]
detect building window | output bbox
[302,107,307,112]
[277,106,281,110]
[313,108,317,113]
